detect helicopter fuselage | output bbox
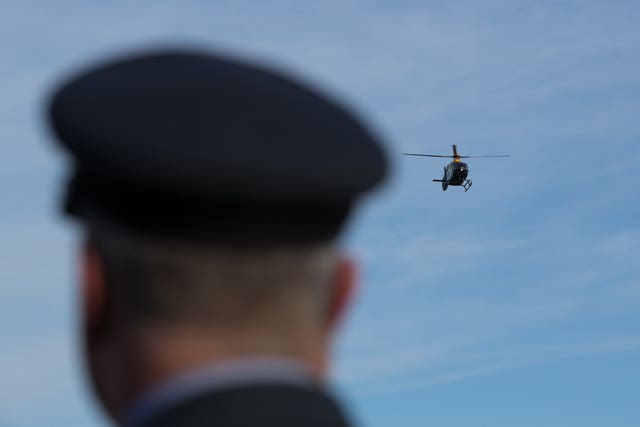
[435,161,472,191]
[444,161,469,185]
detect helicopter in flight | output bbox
[404,145,510,192]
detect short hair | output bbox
[89,221,340,345]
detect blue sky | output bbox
[1,1,639,426]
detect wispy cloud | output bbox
[355,335,640,396]
[337,216,640,393]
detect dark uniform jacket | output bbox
[139,384,352,427]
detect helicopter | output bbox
[404,145,510,191]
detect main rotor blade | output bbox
[458,155,511,158]
[403,153,452,158]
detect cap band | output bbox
[65,169,352,246]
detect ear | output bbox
[326,255,358,334]
[81,238,107,330]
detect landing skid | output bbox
[433,179,471,192]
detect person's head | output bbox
[47,49,387,420]
[81,220,356,417]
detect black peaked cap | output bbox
[48,49,388,245]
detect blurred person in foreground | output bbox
[46,48,388,427]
